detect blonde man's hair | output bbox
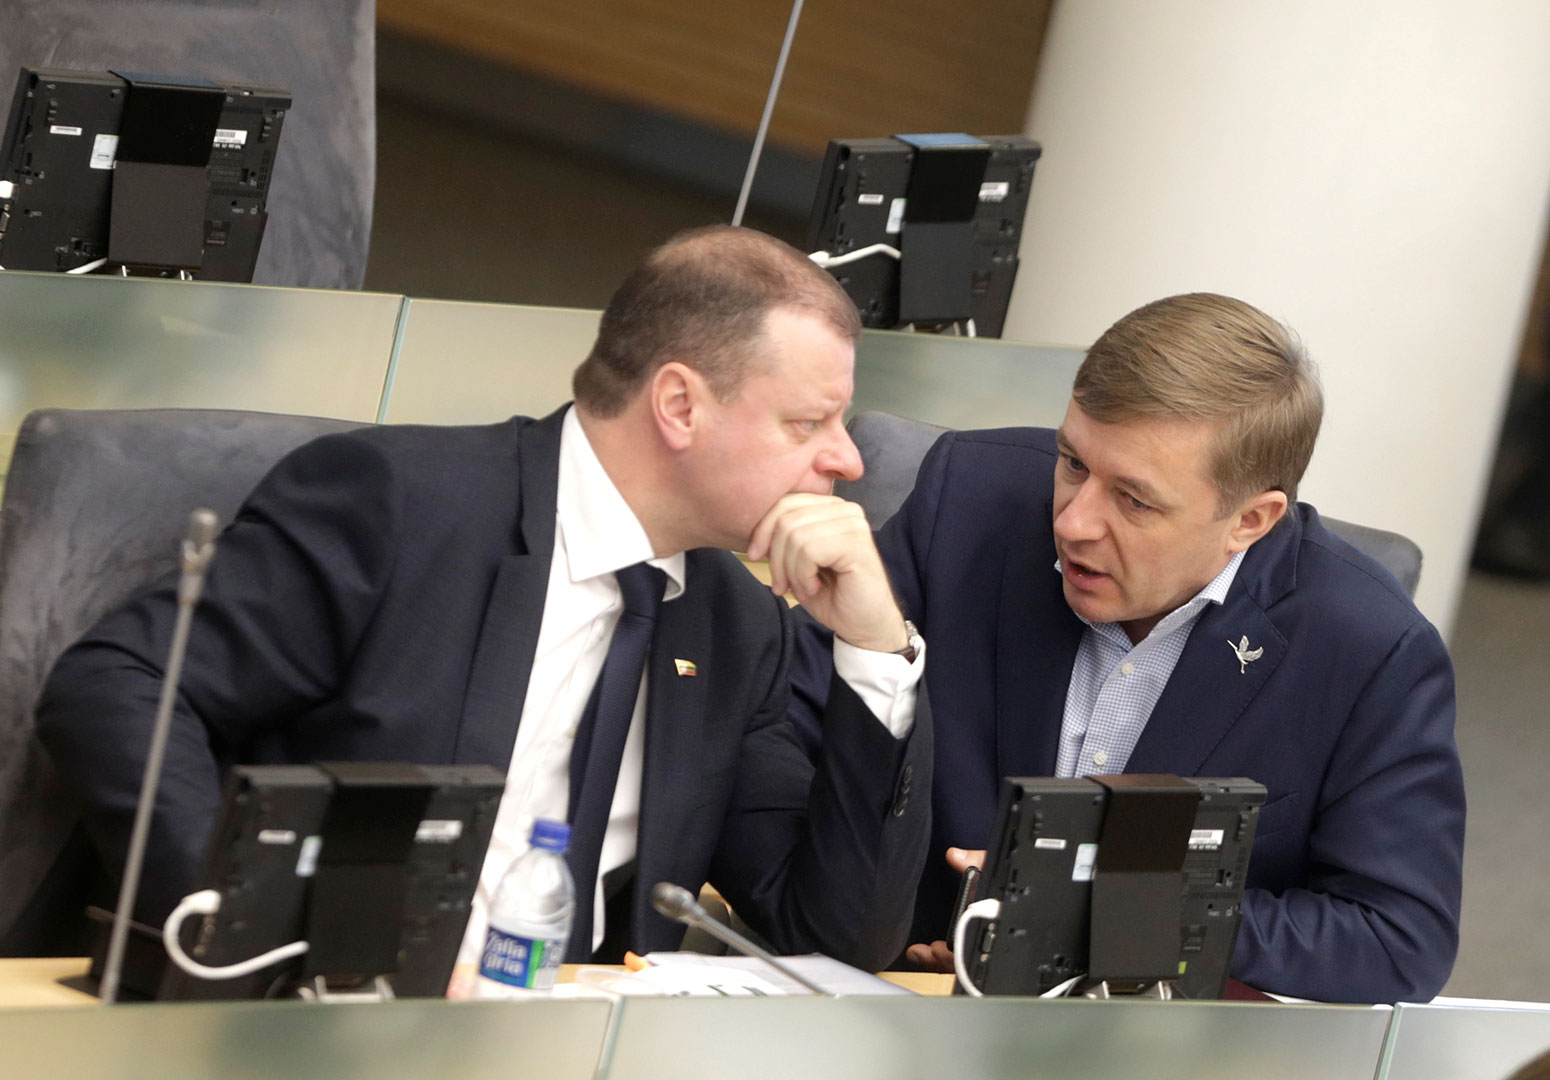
[1074,293,1322,512]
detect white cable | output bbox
[162,889,310,980]
[951,897,1001,997]
[807,243,902,269]
[65,258,107,275]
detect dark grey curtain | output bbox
[1,0,375,289]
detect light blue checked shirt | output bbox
[1054,551,1245,778]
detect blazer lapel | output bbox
[1128,522,1299,775]
[997,512,1083,777]
[630,590,710,946]
[452,408,567,769]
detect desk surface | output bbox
[0,957,94,1008]
[0,957,951,1008]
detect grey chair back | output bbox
[0,407,369,954]
[838,411,1424,598]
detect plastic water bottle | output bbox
[476,819,575,997]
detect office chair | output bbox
[836,411,1424,598]
[0,407,369,955]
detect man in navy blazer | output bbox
[37,227,929,973]
[793,293,1464,1002]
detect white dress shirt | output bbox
[458,408,922,964]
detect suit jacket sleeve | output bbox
[712,589,932,972]
[787,431,948,753]
[35,433,404,921]
[1231,617,1465,1003]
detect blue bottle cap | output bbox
[529,818,571,852]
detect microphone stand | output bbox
[651,882,830,996]
[99,509,220,1005]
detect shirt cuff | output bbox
[831,631,924,739]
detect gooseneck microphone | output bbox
[100,509,220,1005]
[650,882,830,996]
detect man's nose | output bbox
[1053,480,1104,543]
[815,425,864,484]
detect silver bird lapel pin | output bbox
[1228,635,1263,674]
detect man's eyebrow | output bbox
[1054,429,1171,508]
[1116,474,1168,507]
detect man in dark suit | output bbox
[792,293,1465,1002]
[37,226,929,973]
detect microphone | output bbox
[100,509,221,1004]
[650,882,830,996]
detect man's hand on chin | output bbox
[746,493,908,652]
[904,847,987,972]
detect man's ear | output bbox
[1227,490,1289,553]
[650,361,702,451]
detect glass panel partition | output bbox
[1378,1002,1550,1080]
[0,997,612,1080]
[380,298,600,425]
[852,330,1084,430]
[0,270,400,480]
[601,996,1391,1080]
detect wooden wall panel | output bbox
[377,0,1052,154]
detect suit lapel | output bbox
[452,408,567,769]
[997,509,1083,776]
[630,585,710,944]
[1128,520,1299,776]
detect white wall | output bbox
[1006,0,1550,634]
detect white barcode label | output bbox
[1072,842,1099,881]
[257,829,296,845]
[416,819,464,843]
[50,125,83,136]
[213,128,248,149]
[1188,828,1225,850]
[978,181,1010,203]
[295,835,323,877]
[89,134,118,170]
[857,192,885,206]
[1034,837,1067,850]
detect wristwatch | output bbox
[893,619,920,664]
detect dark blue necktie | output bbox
[564,561,666,961]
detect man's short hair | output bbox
[1074,292,1323,510]
[573,225,862,416]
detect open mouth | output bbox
[1062,558,1109,587]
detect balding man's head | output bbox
[573,226,862,417]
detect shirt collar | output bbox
[557,408,685,599]
[1053,549,1244,639]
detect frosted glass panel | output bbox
[383,299,600,425]
[603,996,1390,1080]
[0,997,612,1080]
[0,270,399,478]
[1379,1003,1550,1080]
[852,329,1083,430]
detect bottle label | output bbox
[479,924,563,990]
